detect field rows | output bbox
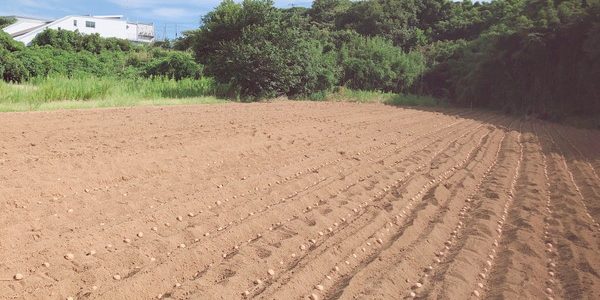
[1,102,599,299]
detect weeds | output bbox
[0,77,445,112]
[0,76,224,112]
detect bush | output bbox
[11,46,129,80]
[0,30,24,52]
[144,51,203,80]
[31,29,133,54]
[0,49,28,82]
[338,35,425,92]
[0,16,16,29]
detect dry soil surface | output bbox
[1,102,599,300]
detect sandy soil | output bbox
[1,102,599,300]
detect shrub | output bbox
[145,51,203,80]
[31,29,133,54]
[0,30,24,52]
[0,49,28,82]
[0,16,16,29]
[338,35,425,92]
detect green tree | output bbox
[309,0,351,28]
[214,23,338,99]
[188,0,279,67]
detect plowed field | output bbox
[1,102,599,300]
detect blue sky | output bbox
[1,0,313,39]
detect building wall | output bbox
[50,16,128,39]
[126,23,138,41]
[8,16,154,45]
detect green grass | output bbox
[0,76,227,112]
[384,93,442,107]
[0,77,445,112]
[307,87,445,107]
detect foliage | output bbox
[145,51,203,80]
[0,29,205,83]
[0,30,25,52]
[0,16,16,29]
[421,0,600,114]
[311,86,442,107]
[309,0,352,28]
[189,0,280,68]
[215,24,338,99]
[336,0,427,49]
[31,29,132,53]
[187,0,339,100]
[0,76,218,105]
[0,49,28,82]
[338,34,425,92]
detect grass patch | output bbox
[0,76,227,112]
[0,78,445,112]
[306,87,445,107]
[384,94,442,107]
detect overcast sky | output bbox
[1,0,313,39]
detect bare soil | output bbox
[1,102,599,300]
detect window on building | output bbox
[86,21,95,28]
[73,20,77,26]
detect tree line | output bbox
[1,0,599,115]
[0,28,202,82]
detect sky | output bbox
[0,0,313,39]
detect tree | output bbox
[213,23,338,99]
[188,0,279,67]
[336,0,428,49]
[309,0,351,28]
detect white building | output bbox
[2,15,155,45]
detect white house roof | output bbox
[7,15,53,22]
[93,15,124,19]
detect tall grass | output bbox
[0,77,445,112]
[0,76,223,111]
